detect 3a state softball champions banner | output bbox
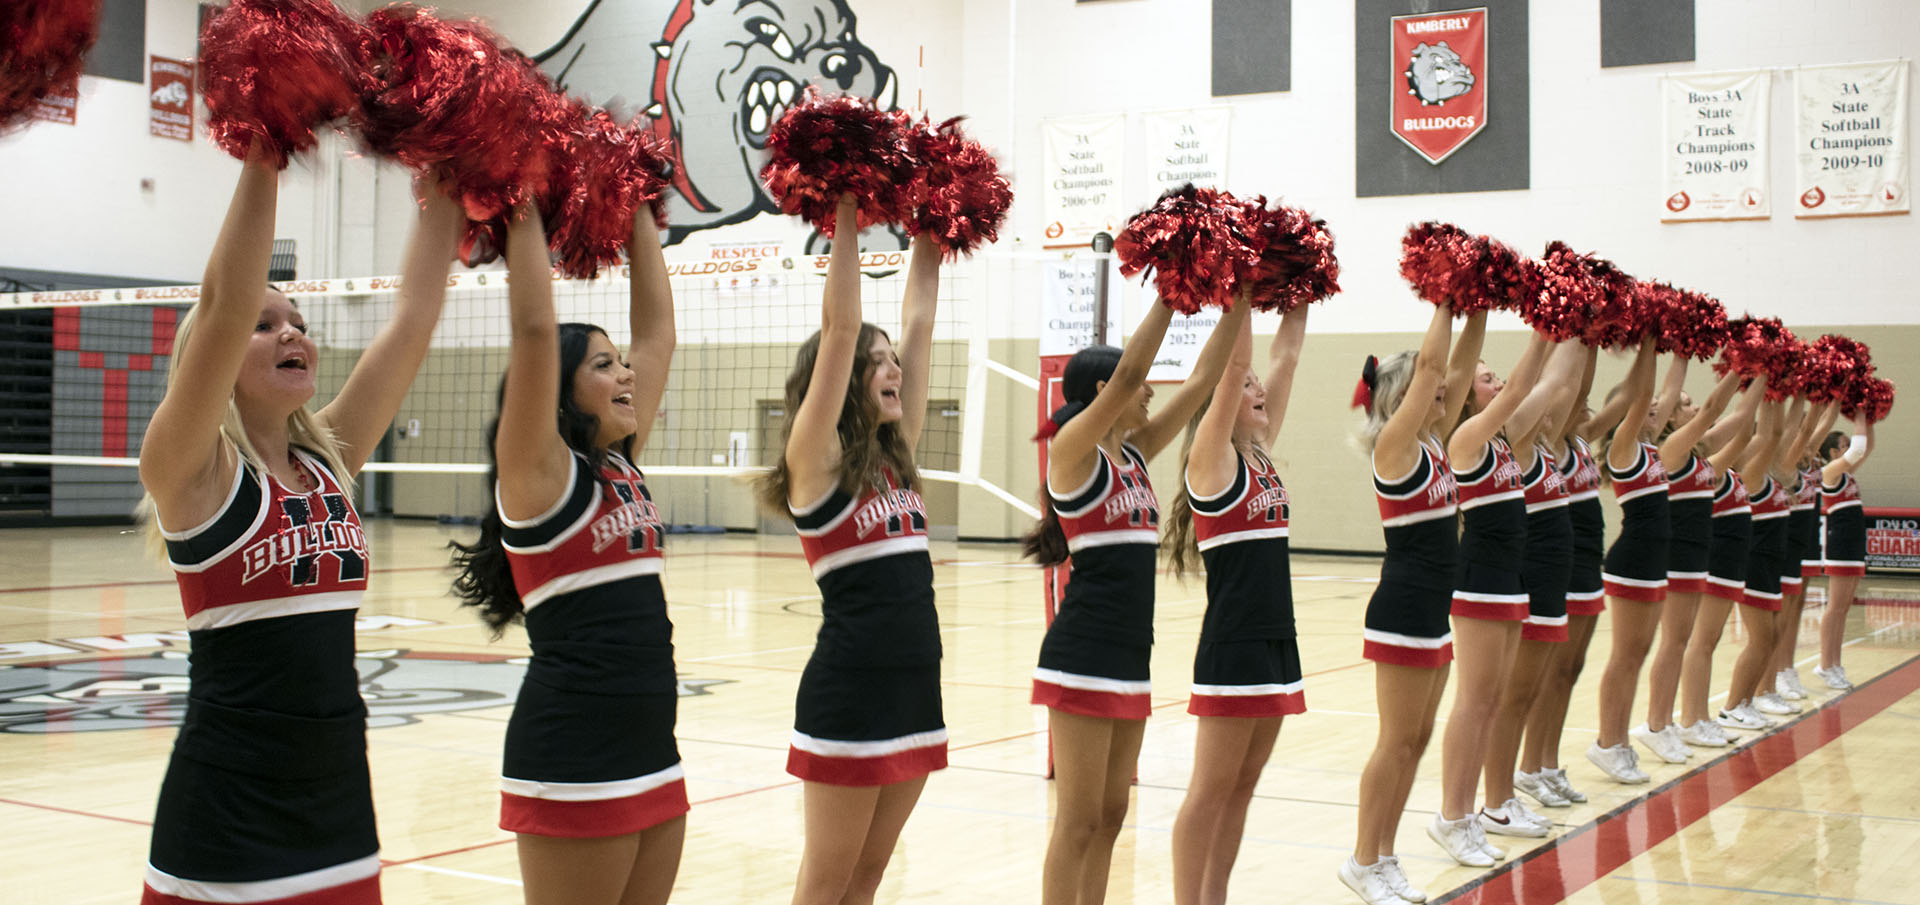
[1662,69,1771,221]
[1390,7,1488,164]
[1042,114,1125,249]
[1141,107,1231,194]
[1794,61,1910,219]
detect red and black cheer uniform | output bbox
[1520,443,1573,642]
[1782,464,1822,590]
[1186,447,1306,717]
[1821,472,1865,577]
[1740,476,1792,611]
[1563,436,1607,616]
[1601,440,1671,602]
[146,451,380,905]
[1666,453,1717,594]
[789,466,946,784]
[1704,469,1753,603]
[1453,436,1530,621]
[1033,443,1159,719]
[1365,437,1458,667]
[499,452,688,835]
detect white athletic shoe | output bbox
[1754,692,1798,715]
[1679,719,1732,747]
[1776,669,1809,701]
[1545,766,1588,804]
[1587,742,1650,784]
[1631,723,1692,764]
[1481,799,1549,838]
[1338,856,1405,905]
[1428,813,1495,868]
[1735,700,1780,726]
[1716,702,1771,731]
[1378,855,1427,904]
[1815,664,1854,690]
[1514,769,1571,808]
[1471,816,1507,861]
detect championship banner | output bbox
[1390,7,1488,165]
[1038,258,1120,357]
[1794,61,1909,218]
[1147,309,1223,384]
[149,56,195,143]
[1141,107,1231,194]
[1662,69,1771,221]
[31,74,78,126]
[1041,114,1124,250]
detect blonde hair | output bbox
[138,299,354,560]
[1360,350,1418,450]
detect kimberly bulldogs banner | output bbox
[1794,60,1910,218]
[1390,7,1488,165]
[149,56,194,143]
[1041,114,1125,249]
[1662,69,1771,221]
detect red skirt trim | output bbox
[1187,689,1307,718]
[1362,638,1453,669]
[1032,679,1152,720]
[142,874,380,905]
[501,779,689,838]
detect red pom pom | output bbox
[1715,316,1798,386]
[1114,184,1258,314]
[760,89,914,236]
[903,116,1011,259]
[1653,289,1729,360]
[1525,241,1601,341]
[358,6,563,222]
[547,109,674,278]
[0,0,100,132]
[1236,198,1339,312]
[199,0,368,168]
[1578,263,1643,348]
[1803,334,1872,405]
[1399,222,1482,314]
[1844,377,1895,424]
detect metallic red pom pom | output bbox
[1526,241,1601,341]
[1399,223,1480,314]
[199,0,368,168]
[1844,377,1895,424]
[0,0,100,132]
[547,108,674,278]
[760,88,914,236]
[1114,184,1259,314]
[1803,334,1872,405]
[1239,199,1340,313]
[1715,317,1798,390]
[903,116,1011,259]
[1653,289,1729,360]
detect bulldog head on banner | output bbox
[1389,8,1488,165]
[537,0,906,252]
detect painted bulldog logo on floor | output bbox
[538,0,903,250]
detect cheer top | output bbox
[1523,444,1572,513]
[1712,469,1752,518]
[1822,472,1862,515]
[1045,443,1160,646]
[793,466,939,666]
[1668,454,1716,503]
[1190,446,1294,641]
[1375,437,1459,588]
[1563,436,1605,561]
[1455,436,1528,568]
[502,451,665,611]
[1751,474,1792,524]
[1792,465,1821,513]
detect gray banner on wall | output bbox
[1355,0,1530,197]
[1213,0,1291,96]
[1601,0,1695,68]
[82,0,146,84]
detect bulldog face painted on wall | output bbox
[538,0,901,246]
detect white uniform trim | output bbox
[1615,484,1668,503]
[1567,489,1601,503]
[1458,488,1526,510]
[521,558,666,611]
[1522,613,1568,628]
[1452,590,1530,604]
[789,728,948,759]
[184,591,362,631]
[1669,489,1715,500]
[1566,588,1605,601]
[1667,570,1709,580]
[157,456,252,541]
[1196,525,1290,551]
[1381,508,1457,528]
[1753,509,1791,521]
[1032,667,1151,695]
[1065,528,1160,551]
[1191,680,1304,697]
[808,534,930,578]
[1602,573,1668,589]
[1362,628,1452,649]
[501,763,684,801]
[144,853,381,903]
[1706,576,1745,590]
[1824,499,1862,512]
[497,455,580,529]
[1525,498,1573,513]
[164,468,271,574]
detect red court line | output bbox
[1436,653,1920,905]
[0,796,152,828]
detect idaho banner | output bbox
[1041,114,1125,249]
[1662,69,1771,221]
[1390,7,1488,164]
[1794,60,1910,218]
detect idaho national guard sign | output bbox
[1391,8,1489,164]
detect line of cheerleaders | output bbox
[132,153,1886,905]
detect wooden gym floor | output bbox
[4,522,1917,904]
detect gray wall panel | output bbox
[1601,0,1694,68]
[1213,0,1291,96]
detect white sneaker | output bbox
[1734,700,1780,726]
[1631,723,1692,764]
[1428,813,1495,867]
[1716,702,1770,731]
[1481,799,1549,838]
[1545,766,1587,803]
[1338,856,1404,905]
[1514,769,1570,808]
[1586,742,1650,784]
[1815,664,1854,690]
[1777,669,1808,701]
[1470,815,1507,861]
[1754,692,1798,715]
[1378,855,1426,904]
[1679,719,1731,747]
[1510,797,1555,832]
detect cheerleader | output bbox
[754,200,948,905]
[1024,291,1246,905]
[1341,302,1465,905]
[1817,419,1877,690]
[1587,336,1667,784]
[1770,403,1840,702]
[1635,359,1742,764]
[1719,396,1797,729]
[1675,379,1768,747]
[1164,307,1307,905]
[136,144,460,904]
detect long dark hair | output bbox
[756,322,920,514]
[1021,344,1124,566]
[449,323,631,636]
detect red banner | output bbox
[31,74,78,126]
[1390,7,1488,164]
[150,56,195,142]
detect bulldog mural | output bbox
[536,0,904,250]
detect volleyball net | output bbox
[0,249,1044,527]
